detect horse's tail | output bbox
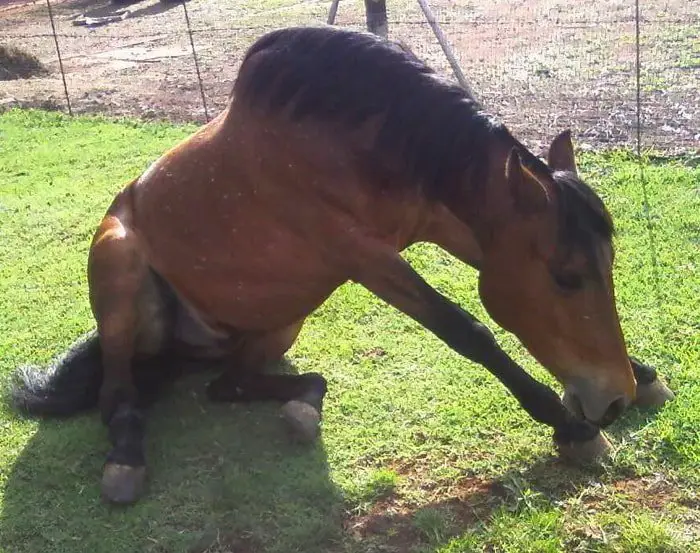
[10,331,103,417]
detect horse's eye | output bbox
[554,272,584,291]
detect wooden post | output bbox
[327,0,341,25]
[364,0,388,38]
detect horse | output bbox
[11,25,674,505]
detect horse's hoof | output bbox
[280,400,321,444]
[634,377,675,408]
[101,463,146,504]
[556,431,612,465]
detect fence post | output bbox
[364,0,388,37]
[415,0,473,97]
[327,0,341,25]
[45,0,72,115]
[180,0,209,123]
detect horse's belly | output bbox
[181,267,342,331]
[143,227,345,331]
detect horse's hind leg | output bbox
[88,213,172,504]
[206,322,328,443]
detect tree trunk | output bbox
[364,0,388,38]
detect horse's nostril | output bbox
[601,396,626,427]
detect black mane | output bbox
[551,170,615,267]
[234,25,505,199]
[235,26,613,264]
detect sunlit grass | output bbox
[0,110,697,552]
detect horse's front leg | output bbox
[351,249,609,463]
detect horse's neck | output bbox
[417,203,484,270]
[417,135,517,269]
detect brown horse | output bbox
[12,26,673,504]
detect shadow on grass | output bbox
[0,364,344,553]
[341,401,674,553]
[341,456,604,552]
[1,356,673,553]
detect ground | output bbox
[0,110,698,552]
[0,0,698,153]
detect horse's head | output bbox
[477,130,635,427]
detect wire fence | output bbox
[0,0,697,157]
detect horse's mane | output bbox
[233,25,505,200]
[552,170,615,266]
[234,26,614,263]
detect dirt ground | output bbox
[0,0,697,153]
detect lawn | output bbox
[0,109,698,553]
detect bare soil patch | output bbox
[344,474,507,552]
[342,457,696,552]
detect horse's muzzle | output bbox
[562,387,630,428]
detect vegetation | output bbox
[1,109,698,552]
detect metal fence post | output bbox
[45,0,72,115]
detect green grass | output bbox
[0,109,698,552]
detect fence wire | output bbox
[1,0,696,154]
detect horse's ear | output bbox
[547,129,578,174]
[506,148,549,215]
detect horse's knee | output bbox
[471,321,496,344]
